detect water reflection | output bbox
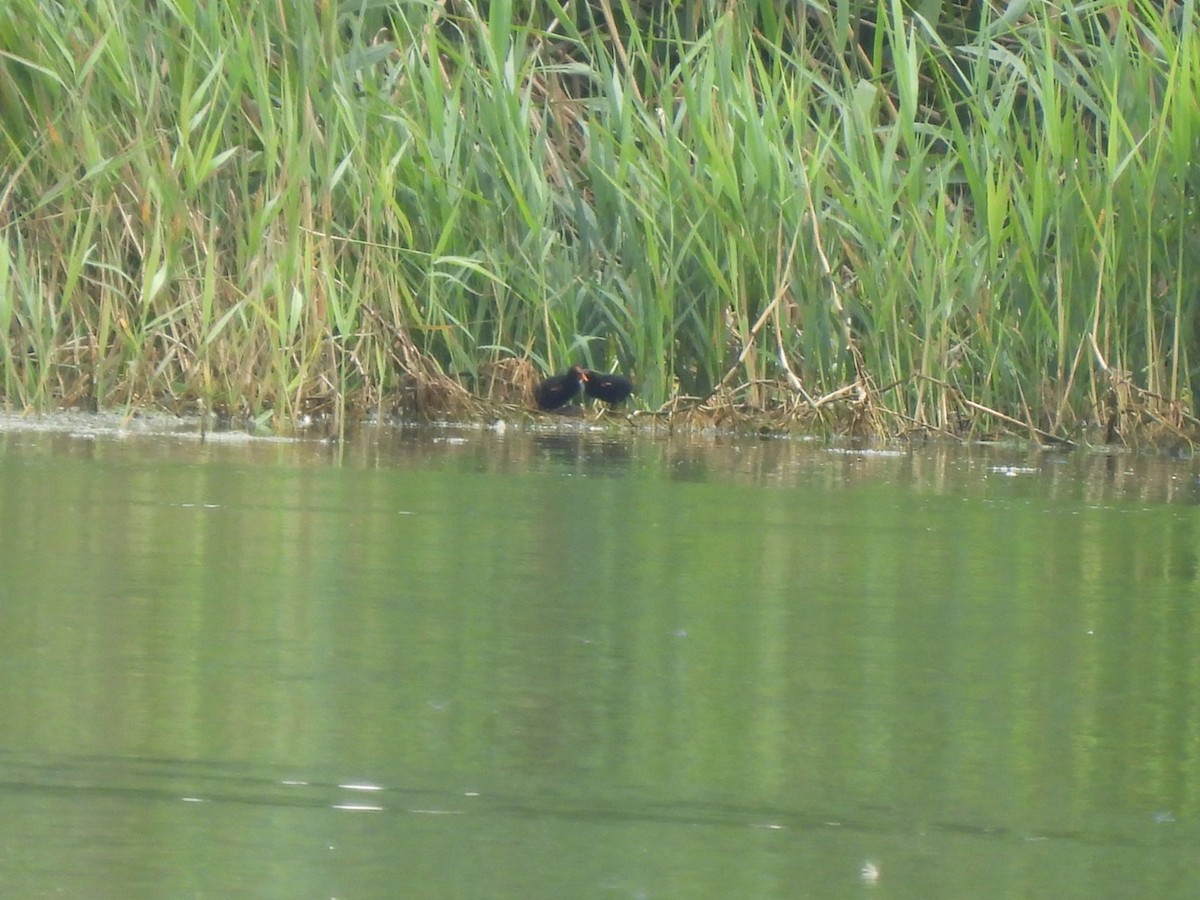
[2,416,1200,897]
[529,433,634,472]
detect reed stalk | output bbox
[1,0,1197,441]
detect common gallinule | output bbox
[583,370,634,406]
[534,365,588,410]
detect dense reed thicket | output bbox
[2,0,1199,441]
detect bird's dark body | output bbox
[534,365,587,410]
[583,371,635,405]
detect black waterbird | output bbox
[583,370,635,406]
[534,365,588,410]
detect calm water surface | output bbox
[2,414,1200,898]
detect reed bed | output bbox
[2,0,1198,444]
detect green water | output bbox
[2,416,1199,898]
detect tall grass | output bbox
[1,0,1198,440]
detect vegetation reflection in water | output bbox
[1,421,1199,897]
